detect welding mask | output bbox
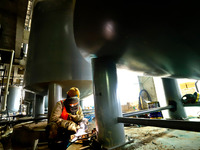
[64,96,79,115]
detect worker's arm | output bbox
[49,101,79,132]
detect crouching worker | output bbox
[48,87,83,149]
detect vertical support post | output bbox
[92,58,125,148]
[48,83,62,122]
[162,78,187,119]
[34,95,45,118]
[33,93,36,118]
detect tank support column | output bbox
[92,58,125,149]
[34,95,45,118]
[162,78,187,119]
[48,83,62,122]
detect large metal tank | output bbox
[24,0,93,98]
[7,86,22,112]
[74,1,200,79]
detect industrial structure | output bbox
[0,0,200,149]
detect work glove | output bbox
[82,118,89,125]
[69,114,83,122]
[65,120,80,133]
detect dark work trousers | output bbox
[46,125,75,150]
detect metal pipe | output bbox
[1,66,6,87]
[35,95,45,117]
[0,48,14,53]
[0,49,15,111]
[117,117,200,132]
[48,83,62,122]
[33,93,36,118]
[0,117,47,126]
[162,78,187,119]
[23,89,36,94]
[183,102,200,107]
[107,140,134,150]
[123,105,174,117]
[92,58,125,148]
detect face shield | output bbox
[69,101,79,115]
[64,97,79,115]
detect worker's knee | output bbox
[47,122,58,139]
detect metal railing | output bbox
[118,117,200,132]
[120,103,200,132]
[122,105,174,117]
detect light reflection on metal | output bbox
[7,86,22,112]
[103,21,116,40]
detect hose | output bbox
[138,89,152,110]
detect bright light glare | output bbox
[103,21,115,40]
[117,68,140,105]
[82,94,94,109]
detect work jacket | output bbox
[49,100,84,128]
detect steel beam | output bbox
[184,102,200,107]
[162,78,187,119]
[123,105,174,117]
[92,58,125,148]
[117,117,200,132]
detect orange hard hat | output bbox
[67,87,80,98]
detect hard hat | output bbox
[67,87,80,98]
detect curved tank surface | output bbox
[24,0,92,98]
[7,86,22,112]
[74,1,200,79]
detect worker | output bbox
[48,87,84,149]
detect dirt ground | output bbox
[1,121,200,150]
[117,126,200,150]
